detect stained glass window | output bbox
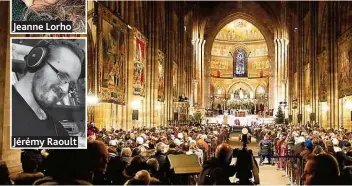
[234,48,248,77]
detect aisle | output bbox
[258,163,290,185]
[228,132,290,185]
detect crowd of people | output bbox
[254,123,352,185]
[1,121,352,185]
[0,122,230,185]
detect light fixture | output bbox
[87,90,99,105]
[323,104,329,112]
[131,100,142,110]
[156,103,162,111]
[345,101,352,110]
[127,25,132,30]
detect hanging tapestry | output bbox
[157,50,165,101]
[338,32,352,97]
[96,3,127,104]
[133,29,147,96]
[304,64,311,104]
[318,51,328,101]
[173,61,178,101]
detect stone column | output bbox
[0,2,21,173]
[274,37,289,115]
[193,80,199,106]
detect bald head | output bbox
[215,143,233,162]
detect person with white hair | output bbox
[136,136,147,152]
[109,135,118,146]
[186,140,204,165]
[332,138,342,152]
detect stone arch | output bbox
[205,12,276,61]
[203,2,280,106]
[255,84,267,98]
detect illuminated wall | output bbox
[210,19,270,78]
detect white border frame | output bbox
[10,0,88,35]
[10,37,88,149]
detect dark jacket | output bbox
[105,156,130,185]
[33,176,92,185]
[151,152,169,183]
[198,157,237,185]
[259,139,273,155]
[12,172,44,185]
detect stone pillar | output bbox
[0,2,21,173]
[274,37,289,115]
[193,38,205,108]
[193,79,199,106]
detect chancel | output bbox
[1,1,352,185]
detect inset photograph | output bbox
[11,38,87,149]
[11,0,87,34]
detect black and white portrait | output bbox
[11,38,86,148]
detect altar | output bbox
[207,113,274,126]
[229,109,250,117]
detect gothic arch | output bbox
[255,84,267,98]
[203,3,279,106]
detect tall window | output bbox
[233,48,248,77]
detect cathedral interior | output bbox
[1,1,352,184]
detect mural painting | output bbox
[215,19,265,41]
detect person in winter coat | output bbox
[259,135,273,165]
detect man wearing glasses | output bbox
[12,39,85,137]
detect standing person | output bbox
[259,135,273,165]
[12,39,85,137]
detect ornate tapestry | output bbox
[133,29,147,96]
[294,72,298,100]
[304,64,311,104]
[96,3,127,104]
[338,32,352,97]
[173,61,178,101]
[157,50,165,101]
[318,51,328,101]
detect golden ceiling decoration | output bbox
[215,19,264,42]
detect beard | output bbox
[32,69,66,110]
